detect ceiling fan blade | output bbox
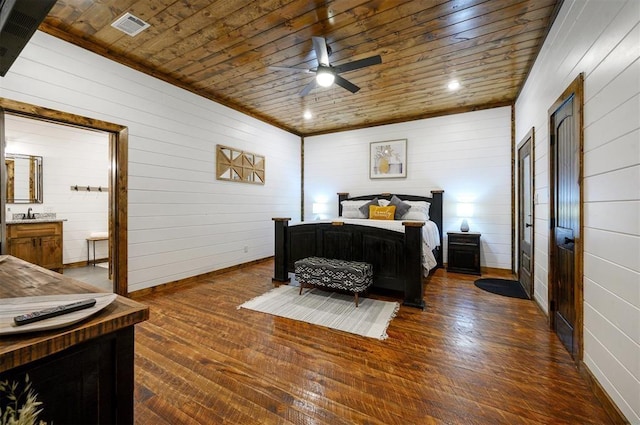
[333,55,382,74]
[311,36,330,66]
[334,74,360,93]
[300,79,318,96]
[269,66,312,73]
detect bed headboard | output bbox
[337,190,444,267]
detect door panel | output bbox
[554,100,577,356]
[8,237,39,264]
[549,74,583,360]
[40,234,62,270]
[518,131,534,298]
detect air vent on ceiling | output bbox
[111,12,150,37]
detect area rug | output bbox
[474,278,529,299]
[238,285,399,340]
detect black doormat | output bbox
[474,278,529,299]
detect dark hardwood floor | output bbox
[131,260,613,424]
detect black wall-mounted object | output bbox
[0,0,57,77]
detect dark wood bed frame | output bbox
[272,190,444,309]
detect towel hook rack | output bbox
[70,185,108,193]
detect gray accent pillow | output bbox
[358,198,379,218]
[390,195,411,219]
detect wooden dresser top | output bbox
[0,255,149,372]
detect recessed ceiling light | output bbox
[303,110,313,120]
[448,80,461,91]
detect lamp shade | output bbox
[316,69,335,87]
[457,202,473,232]
[457,203,474,218]
[312,203,328,214]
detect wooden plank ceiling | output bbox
[39,0,561,136]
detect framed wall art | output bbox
[216,145,265,185]
[370,139,407,179]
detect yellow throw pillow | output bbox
[369,205,396,220]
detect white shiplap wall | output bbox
[515,0,639,422]
[5,114,110,265]
[304,107,512,270]
[0,31,301,292]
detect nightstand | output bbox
[447,232,481,275]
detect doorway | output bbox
[0,98,129,296]
[517,128,534,298]
[548,74,584,360]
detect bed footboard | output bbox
[272,219,425,309]
[272,217,291,283]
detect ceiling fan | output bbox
[270,36,382,96]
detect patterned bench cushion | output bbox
[294,257,373,293]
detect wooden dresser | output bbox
[0,255,149,424]
[6,220,63,273]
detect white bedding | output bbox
[291,219,441,272]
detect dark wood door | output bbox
[549,75,583,359]
[518,131,534,298]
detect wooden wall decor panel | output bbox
[216,144,265,185]
[37,0,563,136]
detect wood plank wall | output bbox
[304,107,513,270]
[515,0,639,422]
[0,31,301,292]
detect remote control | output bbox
[13,298,97,326]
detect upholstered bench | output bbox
[294,257,373,307]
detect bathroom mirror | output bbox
[5,153,43,204]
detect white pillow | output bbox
[340,200,370,218]
[378,199,391,206]
[401,201,431,221]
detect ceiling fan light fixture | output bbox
[316,69,335,87]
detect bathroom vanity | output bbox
[6,219,64,273]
